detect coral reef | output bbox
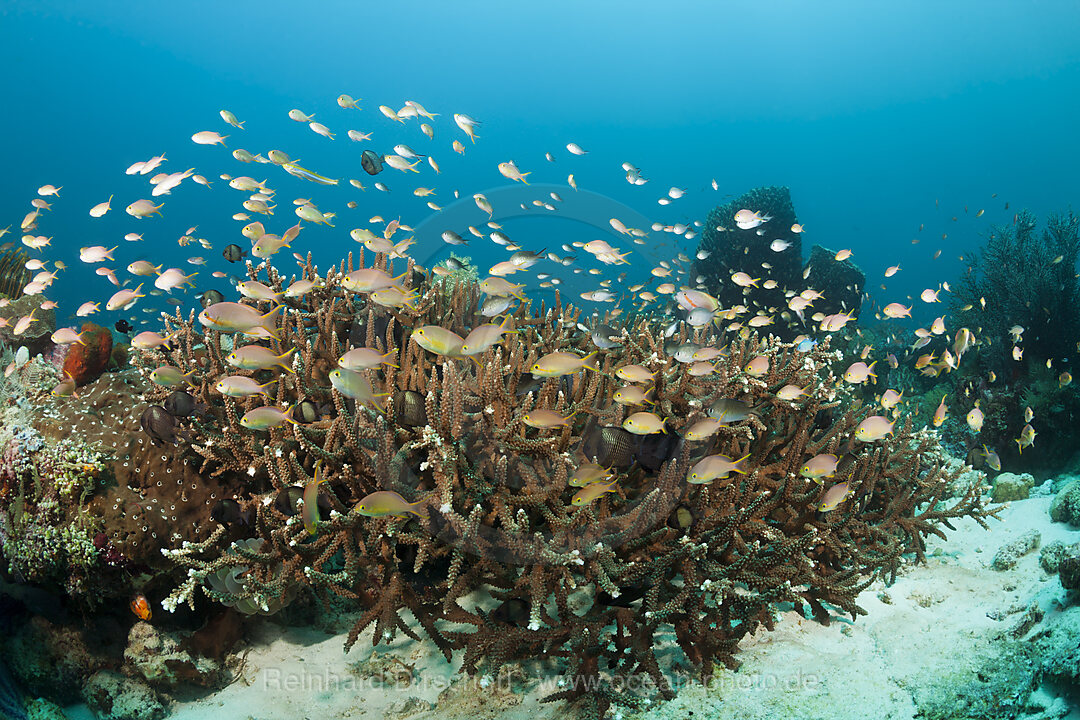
[123,621,229,689]
[95,248,1001,712]
[82,670,165,720]
[802,244,865,318]
[0,294,55,357]
[4,615,111,705]
[954,210,1080,370]
[0,405,115,603]
[950,210,1080,471]
[692,187,803,311]
[690,186,864,337]
[1059,552,1080,590]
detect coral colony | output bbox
[53,243,991,712]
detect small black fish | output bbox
[210,498,252,526]
[633,424,681,472]
[222,244,246,263]
[200,289,225,308]
[490,598,530,626]
[515,372,545,396]
[140,406,181,446]
[115,319,133,334]
[163,390,205,418]
[596,582,650,608]
[274,486,304,516]
[360,149,384,175]
[395,390,426,427]
[445,257,467,270]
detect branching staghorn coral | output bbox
[136,247,999,712]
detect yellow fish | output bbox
[522,409,576,429]
[622,412,666,435]
[531,351,598,378]
[355,490,427,519]
[411,326,466,356]
[571,479,619,506]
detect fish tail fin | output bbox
[276,349,297,374]
[521,172,531,185]
[258,303,282,330]
[734,453,751,473]
[581,350,600,372]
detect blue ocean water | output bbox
[1,1,1079,326]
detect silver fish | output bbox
[707,399,758,423]
[481,296,514,317]
[673,343,701,363]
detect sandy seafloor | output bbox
[57,487,1080,720]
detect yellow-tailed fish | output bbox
[622,412,666,435]
[282,161,339,185]
[411,326,466,356]
[226,346,296,373]
[817,481,855,512]
[328,368,387,412]
[687,453,750,484]
[355,490,427,519]
[303,462,328,534]
[569,463,613,488]
[800,454,838,481]
[571,479,619,506]
[240,405,298,430]
[215,375,275,398]
[531,350,598,377]
[522,409,576,429]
